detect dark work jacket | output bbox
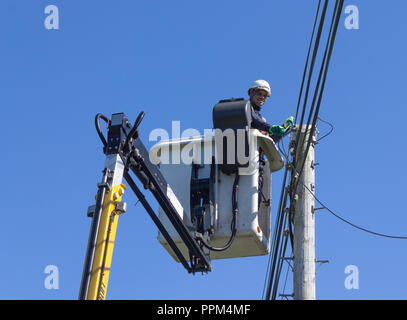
[250,103,281,143]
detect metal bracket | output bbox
[311,205,325,214]
[87,205,96,218]
[315,259,329,273]
[112,201,127,215]
[310,160,320,169]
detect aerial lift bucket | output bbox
[151,99,284,262]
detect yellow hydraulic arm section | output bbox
[85,184,126,300]
[79,112,131,300]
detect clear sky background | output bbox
[1,0,406,300]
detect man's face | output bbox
[251,89,269,107]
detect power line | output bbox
[265,0,406,302]
[301,181,407,240]
[264,0,340,300]
[293,0,328,153]
[294,0,322,123]
[292,0,344,195]
[262,168,290,300]
[280,252,293,299]
[316,116,334,142]
[287,135,407,240]
[287,147,407,240]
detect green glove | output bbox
[283,116,294,129]
[269,125,287,137]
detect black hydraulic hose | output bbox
[95,113,110,148]
[124,111,145,148]
[79,169,109,300]
[199,174,240,252]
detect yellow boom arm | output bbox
[85,184,126,300]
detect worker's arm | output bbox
[250,108,272,133]
[251,110,293,142]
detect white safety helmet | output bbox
[248,79,271,97]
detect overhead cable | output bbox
[301,181,407,240]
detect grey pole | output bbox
[292,125,316,300]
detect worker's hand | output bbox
[269,125,287,137]
[283,116,294,129]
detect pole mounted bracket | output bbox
[310,161,320,169]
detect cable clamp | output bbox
[97,182,111,190]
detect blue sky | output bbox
[1,0,406,300]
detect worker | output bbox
[248,79,293,141]
[247,79,293,208]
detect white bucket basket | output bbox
[150,129,284,262]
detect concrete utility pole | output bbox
[292,125,316,300]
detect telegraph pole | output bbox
[291,125,316,300]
